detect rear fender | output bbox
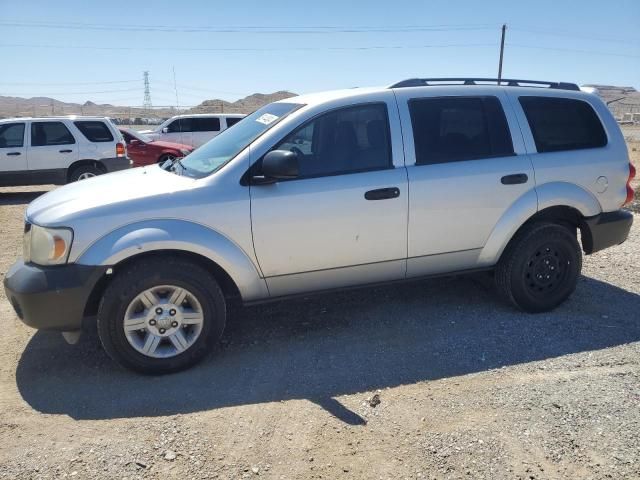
[478,182,601,266]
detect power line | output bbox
[510,26,640,46]
[507,43,640,58]
[0,42,498,52]
[0,79,139,86]
[0,87,142,96]
[0,20,497,34]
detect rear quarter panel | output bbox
[506,89,630,213]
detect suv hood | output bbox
[27,166,194,226]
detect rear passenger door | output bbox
[0,122,28,186]
[28,121,79,182]
[395,90,534,277]
[191,117,221,147]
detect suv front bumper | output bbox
[582,210,633,254]
[3,260,106,331]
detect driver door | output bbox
[250,99,408,297]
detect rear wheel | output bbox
[496,222,581,313]
[97,258,226,374]
[69,164,102,182]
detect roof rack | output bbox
[389,78,580,91]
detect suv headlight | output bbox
[24,224,74,266]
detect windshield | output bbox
[123,128,152,143]
[176,102,303,178]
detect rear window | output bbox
[74,121,114,142]
[519,97,607,153]
[31,122,75,146]
[409,96,514,165]
[226,117,242,128]
[192,117,221,132]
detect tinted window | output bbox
[192,117,221,132]
[31,122,75,146]
[519,96,607,153]
[226,117,242,128]
[275,103,391,178]
[74,121,114,142]
[167,118,193,133]
[409,96,514,165]
[0,123,25,148]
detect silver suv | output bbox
[4,78,635,374]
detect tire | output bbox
[69,164,102,182]
[97,257,226,374]
[495,222,582,313]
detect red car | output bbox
[119,128,194,167]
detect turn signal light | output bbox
[623,163,636,206]
[116,142,126,157]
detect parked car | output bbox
[0,116,129,186]
[120,128,193,167]
[140,113,245,148]
[4,78,635,374]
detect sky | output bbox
[1,0,639,107]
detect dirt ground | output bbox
[1,142,639,479]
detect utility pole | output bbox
[172,66,180,110]
[498,24,506,84]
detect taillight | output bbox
[623,163,636,206]
[116,142,126,157]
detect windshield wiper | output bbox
[170,157,188,176]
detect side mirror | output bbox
[262,150,299,180]
[162,127,169,134]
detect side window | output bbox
[73,121,114,142]
[193,117,221,132]
[31,122,75,147]
[225,117,242,128]
[275,103,392,178]
[519,96,607,153]
[167,118,193,133]
[0,123,25,148]
[409,96,514,165]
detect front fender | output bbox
[75,219,269,301]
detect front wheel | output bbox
[97,258,226,374]
[495,222,582,313]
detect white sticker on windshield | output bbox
[256,113,279,125]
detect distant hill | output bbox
[0,91,298,120]
[584,84,640,120]
[187,91,297,114]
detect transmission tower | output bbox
[143,71,152,110]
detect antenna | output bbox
[143,71,152,111]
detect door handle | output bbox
[364,187,400,200]
[6,151,21,156]
[501,173,528,185]
[59,149,73,153]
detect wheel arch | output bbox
[479,182,603,266]
[67,159,106,181]
[77,219,269,316]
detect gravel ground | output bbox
[1,168,639,479]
